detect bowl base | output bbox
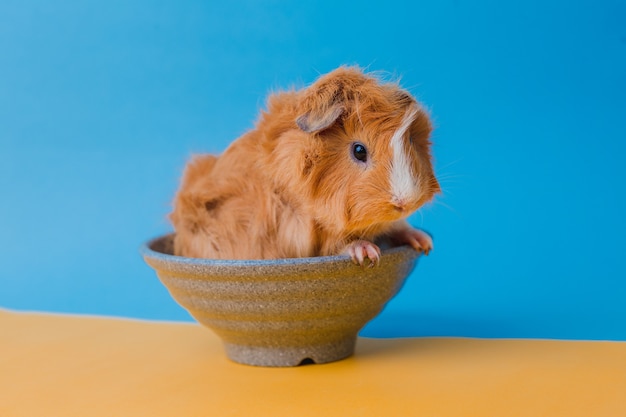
[223,337,357,367]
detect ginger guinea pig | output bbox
[170,66,440,266]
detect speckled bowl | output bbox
[142,234,420,367]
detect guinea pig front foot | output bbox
[343,240,382,268]
[388,227,433,256]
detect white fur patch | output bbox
[390,107,419,203]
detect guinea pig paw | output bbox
[390,227,433,255]
[344,240,381,267]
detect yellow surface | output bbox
[1,309,625,416]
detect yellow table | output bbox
[1,309,625,416]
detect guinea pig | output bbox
[170,66,440,266]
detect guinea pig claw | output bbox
[389,227,433,256]
[366,245,381,267]
[355,248,366,266]
[346,245,363,266]
[345,240,381,267]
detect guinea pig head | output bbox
[295,67,440,234]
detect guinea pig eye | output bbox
[352,142,368,163]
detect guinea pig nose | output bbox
[391,197,407,212]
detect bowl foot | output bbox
[223,337,357,367]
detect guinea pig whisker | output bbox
[436,158,464,171]
[436,173,464,180]
[415,210,425,225]
[432,199,459,215]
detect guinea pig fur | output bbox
[170,66,440,266]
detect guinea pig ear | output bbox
[296,104,344,133]
[296,77,347,133]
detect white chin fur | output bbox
[389,106,419,203]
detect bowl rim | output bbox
[141,233,418,268]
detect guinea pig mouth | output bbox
[389,200,423,221]
[384,205,410,222]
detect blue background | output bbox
[2,0,625,340]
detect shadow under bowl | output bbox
[141,234,420,367]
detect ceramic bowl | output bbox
[142,234,420,367]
